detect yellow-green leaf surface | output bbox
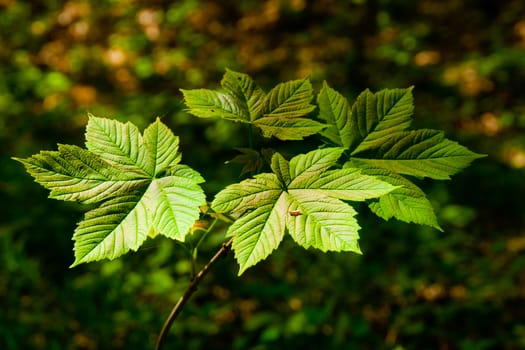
[15,116,205,266]
[351,130,485,180]
[345,163,442,230]
[211,147,396,274]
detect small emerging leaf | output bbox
[226,148,265,176]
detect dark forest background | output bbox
[2,1,525,349]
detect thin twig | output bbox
[155,237,234,350]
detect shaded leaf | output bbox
[271,152,291,185]
[254,117,325,140]
[226,148,274,176]
[183,71,323,140]
[318,85,484,230]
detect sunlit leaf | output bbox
[211,147,395,274]
[15,117,205,266]
[221,68,265,121]
[142,118,182,175]
[317,81,353,147]
[211,173,282,215]
[285,191,361,252]
[345,163,442,230]
[318,84,485,228]
[351,130,485,180]
[85,114,150,175]
[288,147,346,183]
[14,144,147,204]
[261,77,316,118]
[294,168,399,202]
[349,87,414,153]
[228,196,288,275]
[180,88,248,121]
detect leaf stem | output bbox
[190,217,218,279]
[155,236,234,350]
[194,217,218,251]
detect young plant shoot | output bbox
[15,69,484,349]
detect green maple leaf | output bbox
[318,82,485,228]
[14,116,206,266]
[211,147,397,275]
[181,69,325,140]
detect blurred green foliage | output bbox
[2,0,525,349]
